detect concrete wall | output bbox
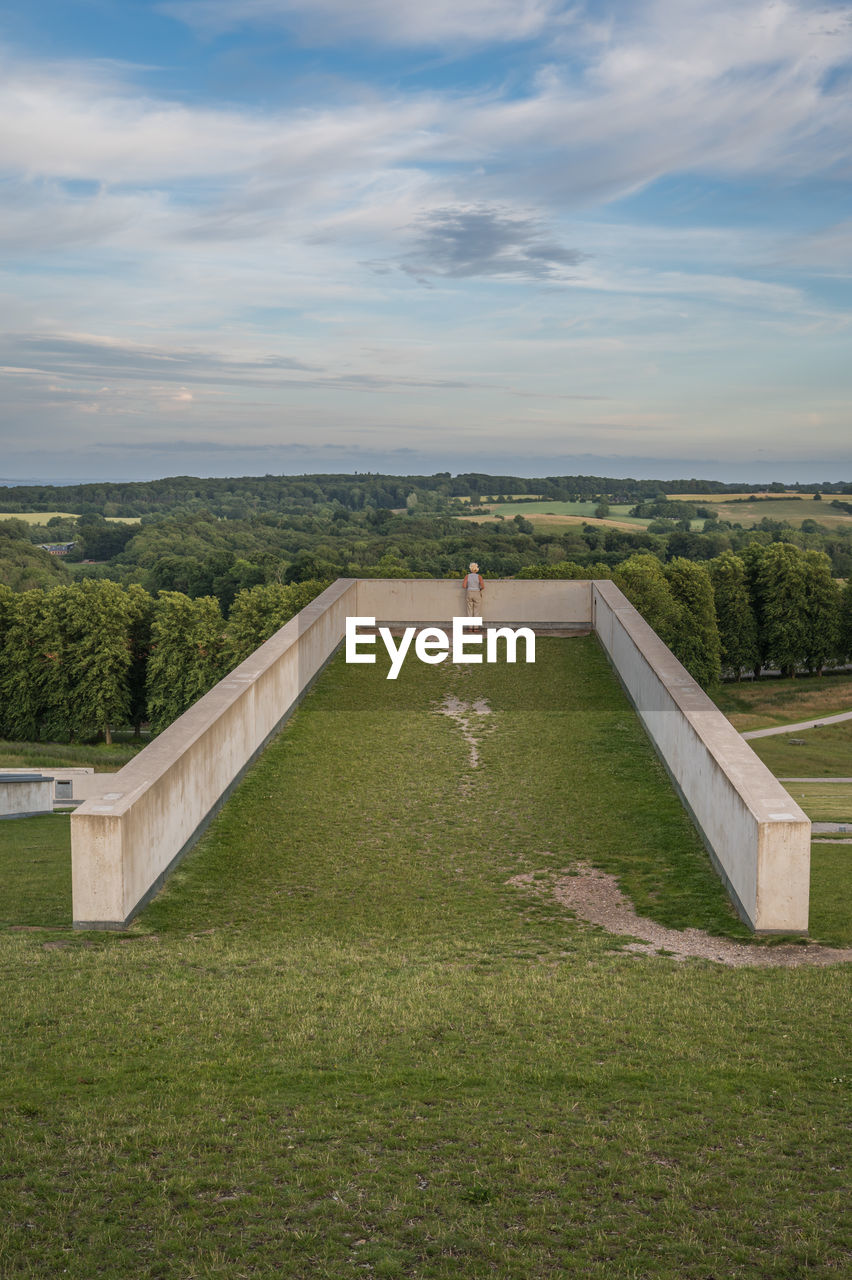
[71,579,358,928]
[0,766,114,804]
[592,580,810,933]
[355,577,591,627]
[70,576,810,933]
[0,776,54,817]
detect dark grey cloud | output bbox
[0,332,475,394]
[0,334,315,383]
[397,206,587,283]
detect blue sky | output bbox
[1,0,851,483]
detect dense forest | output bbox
[1,471,850,743]
[1,470,851,519]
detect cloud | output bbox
[160,0,566,46]
[0,331,482,395]
[0,333,315,383]
[395,206,587,281]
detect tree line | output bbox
[0,579,327,744]
[2,470,850,521]
[0,543,849,746]
[519,544,852,687]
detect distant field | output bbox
[704,497,852,530]
[0,511,79,523]
[458,493,543,503]
[0,511,141,525]
[458,500,647,533]
[668,492,813,502]
[713,673,852,732]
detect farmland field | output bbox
[0,511,142,524]
[1,640,849,1279]
[694,497,852,530]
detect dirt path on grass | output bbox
[509,864,852,967]
[435,694,492,768]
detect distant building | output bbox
[39,542,75,556]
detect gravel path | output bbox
[510,864,851,967]
[742,709,852,739]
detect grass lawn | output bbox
[748,720,852,778]
[786,783,852,824]
[711,672,852,732]
[0,737,147,771]
[0,639,849,1279]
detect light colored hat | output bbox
[469,562,479,571]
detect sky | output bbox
[1,0,851,484]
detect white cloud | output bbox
[160,0,567,45]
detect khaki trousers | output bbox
[466,590,482,617]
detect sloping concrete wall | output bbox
[71,576,810,933]
[71,579,358,928]
[592,580,810,932]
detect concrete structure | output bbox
[0,774,54,818]
[71,578,811,933]
[591,582,810,933]
[0,767,115,806]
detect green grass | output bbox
[0,813,70,927]
[748,720,852,778]
[0,737,146,771]
[711,673,852,732]
[708,497,852,530]
[787,783,852,823]
[0,639,849,1279]
[461,499,650,526]
[809,844,851,944]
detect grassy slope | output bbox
[0,738,145,771]
[0,639,849,1279]
[748,722,852,778]
[711,674,852,732]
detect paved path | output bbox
[812,822,852,834]
[779,777,852,783]
[742,709,852,739]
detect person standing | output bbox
[462,561,484,616]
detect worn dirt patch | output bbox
[435,694,492,769]
[509,863,852,967]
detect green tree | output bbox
[663,558,721,687]
[146,593,226,733]
[0,590,50,739]
[61,581,153,743]
[613,554,681,650]
[839,578,852,663]
[224,580,329,668]
[745,543,809,678]
[708,552,759,679]
[802,550,841,674]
